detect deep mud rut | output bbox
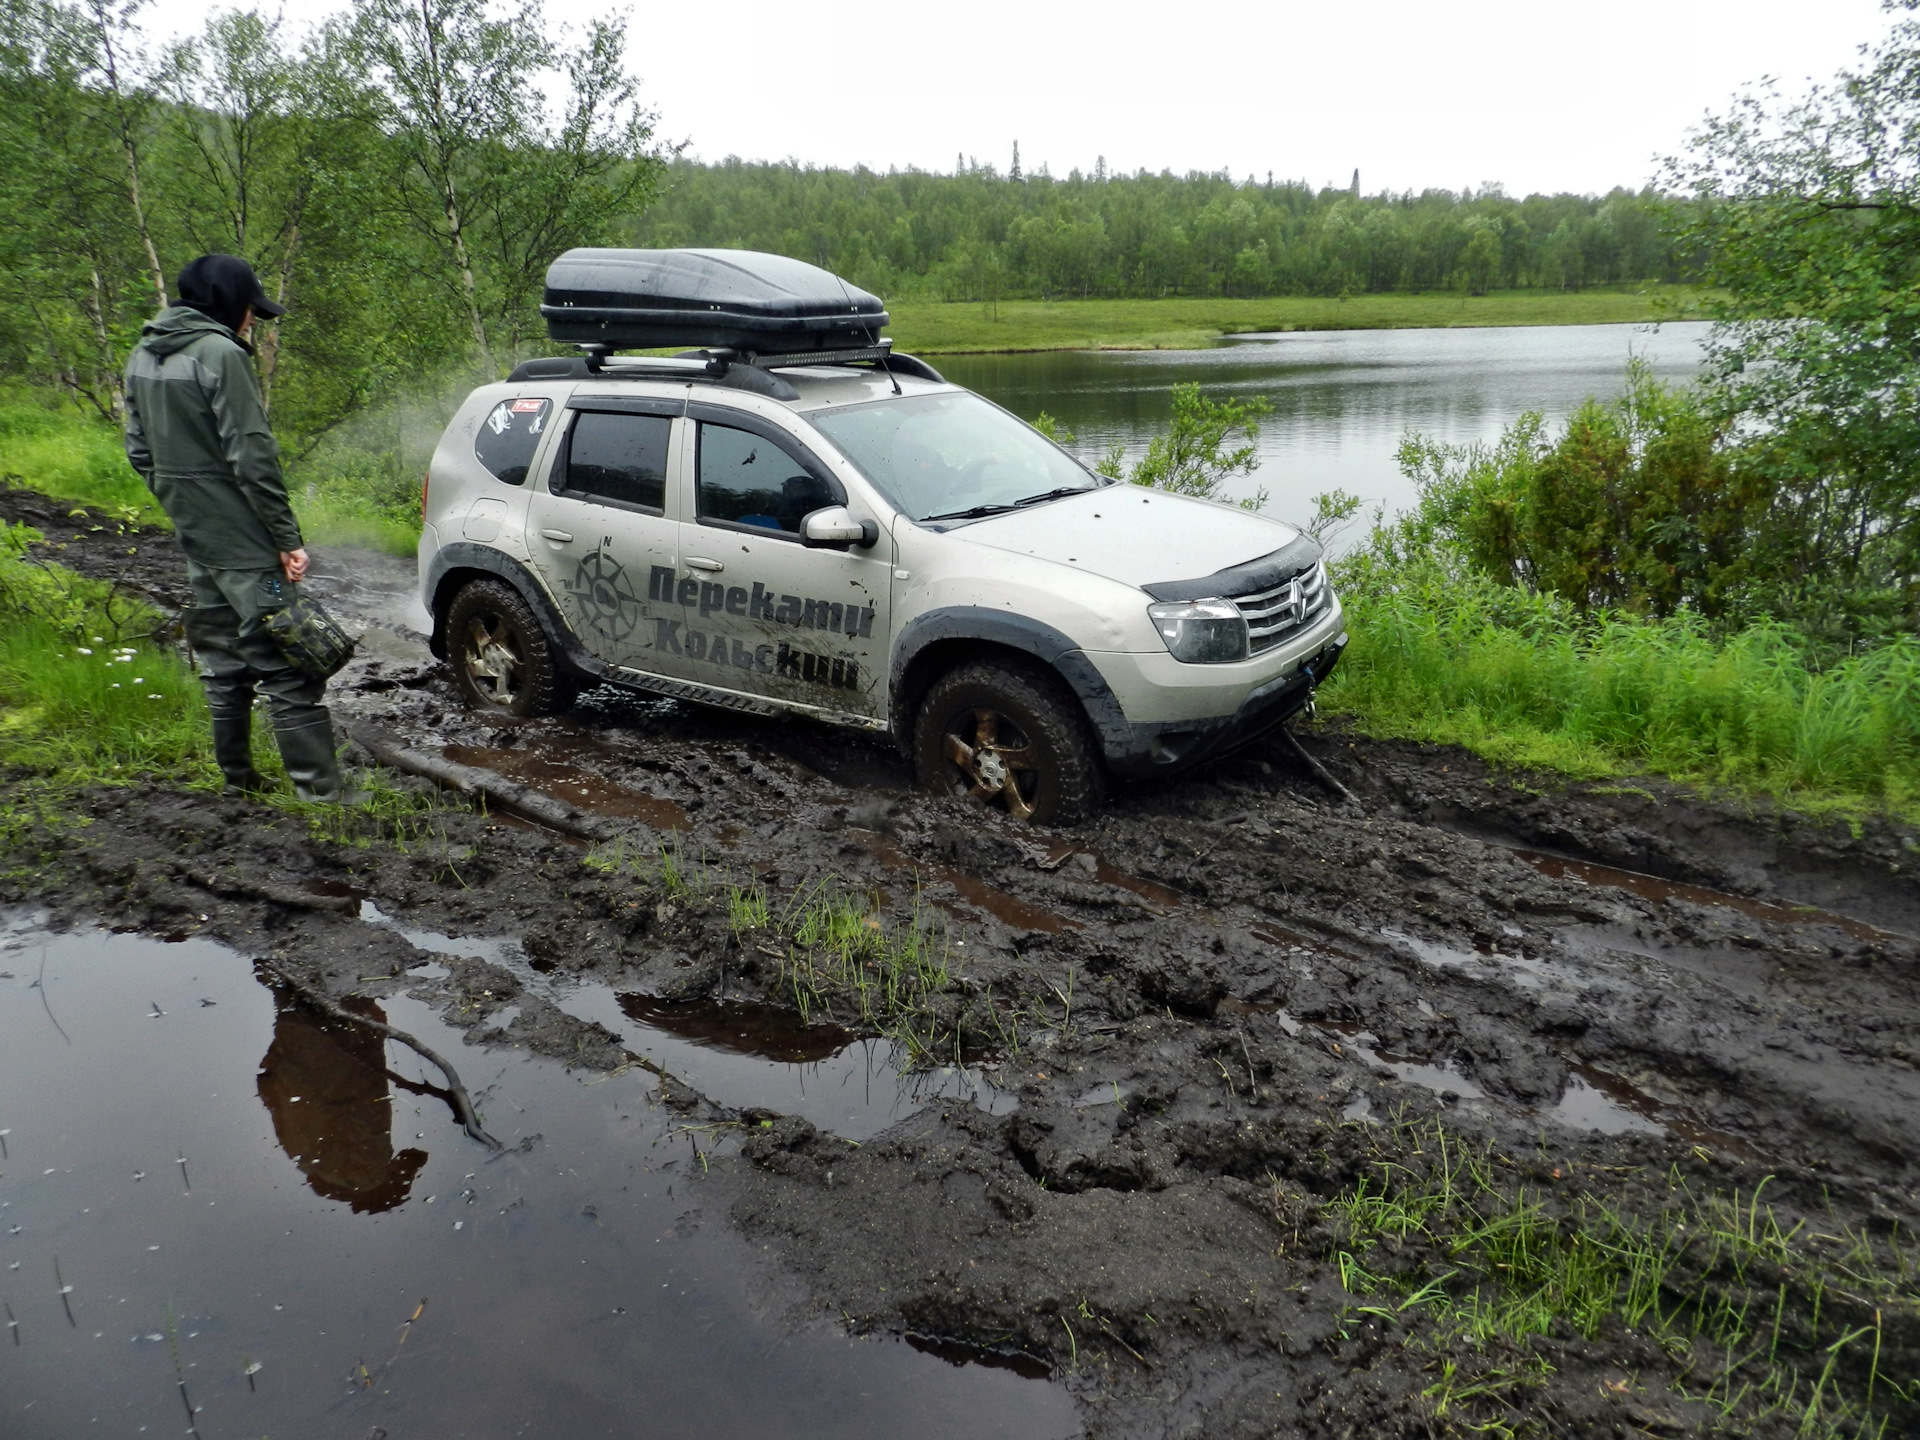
[4,490,1918,1438]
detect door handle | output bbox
[685,556,724,572]
[540,529,573,543]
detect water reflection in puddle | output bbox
[569,987,1016,1141]
[1512,850,1909,943]
[618,994,856,1064]
[345,902,1012,1140]
[1550,1070,1666,1137]
[258,990,428,1213]
[1382,926,1592,993]
[0,920,1077,1439]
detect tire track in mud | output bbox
[8,510,1919,1437]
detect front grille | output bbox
[1234,560,1331,653]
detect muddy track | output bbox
[5,495,1918,1437]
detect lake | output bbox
[937,321,1711,535]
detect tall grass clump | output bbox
[728,878,957,1061]
[1323,556,1920,810]
[1326,1117,1918,1437]
[0,524,208,784]
[291,448,426,556]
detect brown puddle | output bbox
[852,830,1078,935]
[1037,842,1183,910]
[1552,1061,1768,1159]
[908,1333,1052,1381]
[616,993,856,1064]
[442,744,690,830]
[1514,850,1906,944]
[302,877,371,903]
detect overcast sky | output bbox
[139,0,1893,196]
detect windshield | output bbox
[810,391,1103,522]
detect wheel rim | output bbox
[941,707,1041,821]
[461,612,524,706]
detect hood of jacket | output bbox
[137,305,248,358]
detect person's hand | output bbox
[280,548,309,584]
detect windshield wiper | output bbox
[922,485,1096,523]
[921,502,1021,522]
[1012,485,1095,508]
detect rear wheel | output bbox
[445,579,576,717]
[912,660,1104,824]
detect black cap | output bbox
[175,253,286,334]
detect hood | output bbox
[137,305,245,358]
[959,486,1309,592]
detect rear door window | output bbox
[473,397,552,485]
[696,422,841,535]
[560,411,671,513]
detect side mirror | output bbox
[800,506,879,550]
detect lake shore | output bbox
[887,285,1713,355]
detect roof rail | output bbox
[507,342,944,389]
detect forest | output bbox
[627,159,1692,305]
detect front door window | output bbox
[660,414,891,718]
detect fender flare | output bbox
[889,606,1132,756]
[424,542,609,682]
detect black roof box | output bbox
[541,248,888,353]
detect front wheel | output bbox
[912,660,1104,825]
[445,578,576,717]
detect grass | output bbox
[0,522,454,850]
[742,878,958,1061]
[1320,557,1920,821]
[0,391,164,523]
[1322,1114,1917,1438]
[0,524,207,785]
[581,834,977,1062]
[0,389,423,556]
[887,285,1714,354]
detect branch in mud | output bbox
[1280,727,1359,807]
[259,960,505,1151]
[343,722,614,842]
[173,865,359,914]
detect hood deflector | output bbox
[1142,535,1323,602]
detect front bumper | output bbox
[1101,630,1347,779]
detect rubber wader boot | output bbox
[274,717,352,804]
[210,707,268,796]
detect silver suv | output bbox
[420,251,1346,823]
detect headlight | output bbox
[1147,598,1248,664]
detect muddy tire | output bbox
[446,579,576,717]
[912,659,1104,825]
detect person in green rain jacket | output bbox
[123,254,348,801]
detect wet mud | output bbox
[3,507,1918,1437]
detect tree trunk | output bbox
[443,186,490,360]
[82,268,125,423]
[256,225,300,415]
[89,3,168,314]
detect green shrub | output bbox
[1393,362,1769,620]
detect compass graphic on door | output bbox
[568,544,640,643]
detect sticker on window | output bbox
[474,398,551,485]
